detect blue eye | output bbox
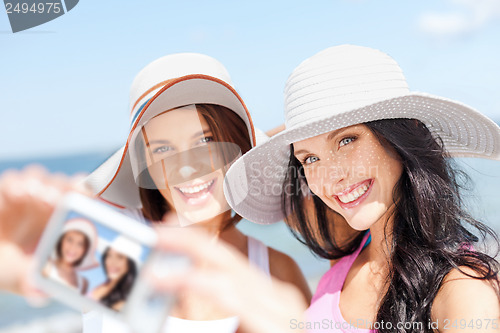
[200,136,214,144]
[152,146,173,154]
[303,156,319,165]
[339,137,356,147]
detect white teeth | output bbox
[178,180,214,195]
[337,183,370,204]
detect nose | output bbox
[169,148,211,182]
[324,156,349,195]
[177,149,202,172]
[179,165,197,178]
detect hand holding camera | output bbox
[0,166,88,296]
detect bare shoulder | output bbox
[268,247,312,304]
[268,247,301,279]
[432,266,500,331]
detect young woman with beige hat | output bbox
[83,53,311,332]
[151,45,500,333]
[42,217,98,295]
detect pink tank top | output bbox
[305,232,375,333]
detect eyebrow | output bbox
[146,139,171,147]
[193,129,213,139]
[293,128,347,156]
[327,128,345,141]
[145,129,213,147]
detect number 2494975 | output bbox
[5,2,62,14]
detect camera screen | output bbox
[40,210,152,312]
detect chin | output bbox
[346,221,373,231]
[180,212,210,225]
[108,273,125,281]
[178,199,230,226]
[346,210,390,232]
[180,210,220,226]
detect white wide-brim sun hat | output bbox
[85,53,257,208]
[98,235,143,268]
[223,44,500,225]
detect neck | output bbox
[57,259,76,271]
[365,205,395,271]
[188,211,232,237]
[188,211,246,250]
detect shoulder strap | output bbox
[247,236,271,277]
[337,231,372,286]
[361,230,371,250]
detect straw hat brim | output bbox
[97,237,143,268]
[223,92,500,224]
[85,74,256,208]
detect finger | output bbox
[0,242,32,294]
[149,268,246,314]
[149,268,302,333]
[1,166,58,204]
[22,164,49,176]
[22,257,50,307]
[154,224,247,271]
[0,166,68,249]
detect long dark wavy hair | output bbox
[100,248,137,309]
[283,118,500,332]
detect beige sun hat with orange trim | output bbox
[85,53,257,208]
[56,218,99,270]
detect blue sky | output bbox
[1,0,500,159]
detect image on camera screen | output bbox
[41,211,152,312]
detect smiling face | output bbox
[293,124,403,231]
[60,230,88,266]
[139,105,234,226]
[104,248,130,281]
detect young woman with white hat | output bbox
[90,236,141,311]
[42,218,98,295]
[83,53,311,332]
[209,44,499,331]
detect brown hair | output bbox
[138,104,252,229]
[56,231,90,267]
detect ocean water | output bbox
[0,151,499,331]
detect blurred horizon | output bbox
[2,117,500,171]
[2,117,499,175]
[2,0,500,160]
